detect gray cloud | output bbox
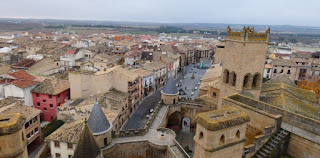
[0,0,319,26]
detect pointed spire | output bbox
[162,77,178,95]
[73,121,101,158]
[266,27,271,33]
[88,102,111,135]
[227,25,231,32]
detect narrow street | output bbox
[122,60,212,130]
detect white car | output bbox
[146,115,150,118]
[195,87,198,90]
[150,109,154,113]
[180,80,182,83]
[176,84,179,87]
[183,76,186,79]
[191,92,195,95]
[198,82,201,85]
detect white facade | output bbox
[60,51,84,69]
[49,141,76,158]
[124,57,138,66]
[3,83,38,106]
[263,68,273,79]
[142,74,155,89]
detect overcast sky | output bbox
[1,0,320,26]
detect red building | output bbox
[31,79,70,122]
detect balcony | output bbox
[128,81,139,91]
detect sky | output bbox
[1,0,320,26]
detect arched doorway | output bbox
[182,117,191,132]
[167,111,181,130]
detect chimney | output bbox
[104,68,106,71]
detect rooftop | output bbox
[0,103,41,121]
[31,79,70,95]
[195,107,250,131]
[142,61,166,71]
[0,113,26,136]
[46,120,84,143]
[162,77,178,95]
[131,68,154,77]
[88,102,111,135]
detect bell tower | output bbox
[218,26,270,107]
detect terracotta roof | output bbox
[64,50,77,55]
[31,79,70,95]
[195,107,250,131]
[11,79,39,89]
[12,59,36,68]
[8,70,36,80]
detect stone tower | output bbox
[73,120,103,158]
[193,107,250,158]
[218,26,270,107]
[161,77,179,104]
[0,113,28,158]
[88,102,112,148]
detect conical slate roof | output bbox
[162,77,178,95]
[73,122,101,158]
[88,102,111,135]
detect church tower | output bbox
[218,26,270,107]
[193,107,250,158]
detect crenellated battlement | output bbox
[226,26,270,42]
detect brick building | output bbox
[31,79,70,122]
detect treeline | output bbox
[44,25,66,28]
[155,26,222,35]
[71,24,132,28]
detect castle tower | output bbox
[88,102,112,148]
[161,77,179,104]
[193,107,250,158]
[0,113,28,158]
[73,121,103,158]
[218,26,270,107]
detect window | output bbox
[27,133,31,139]
[219,135,225,146]
[68,155,72,158]
[236,130,240,139]
[22,132,25,141]
[267,69,270,73]
[35,127,39,133]
[274,69,277,73]
[199,131,204,140]
[280,69,284,73]
[54,141,60,147]
[49,95,52,99]
[29,119,32,125]
[212,92,217,98]
[37,102,40,107]
[36,93,39,97]
[56,153,61,158]
[287,70,291,74]
[58,94,60,98]
[104,138,108,146]
[33,116,37,122]
[43,99,46,103]
[289,66,291,68]
[50,104,54,109]
[25,122,30,129]
[67,143,73,149]
[44,108,47,111]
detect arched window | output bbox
[236,130,240,139]
[230,72,237,86]
[219,135,225,146]
[223,69,230,84]
[199,131,204,140]
[252,73,261,88]
[243,73,252,89]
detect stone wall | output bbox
[287,134,320,158]
[103,141,168,158]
